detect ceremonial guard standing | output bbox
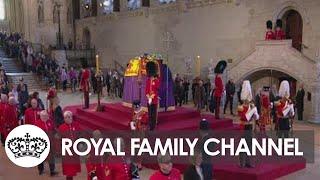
[86,130,108,180]
[214,60,227,119]
[145,61,160,130]
[275,80,295,138]
[259,87,272,132]
[80,63,91,109]
[237,80,259,168]
[274,19,286,40]
[265,20,275,40]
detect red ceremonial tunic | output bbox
[238,104,255,129]
[24,107,41,125]
[260,94,271,126]
[132,110,148,131]
[146,77,160,105]
[150,168,181,180]
[265,30,275,40]
[80,69,90,92]
[2,104,19,139]
[0,102,8,134]
[276,99,293,118]
[86,154,108,180]
[58,122,81,177]
[105,157,131,180]
[274,29,286,40]
[214,76,223,97]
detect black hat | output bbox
[132,100,141,109]
[266,20,273,29]
[276,19,283,28]
[146,61,158,77]
[214,60,227,74]
[199,119,210,131]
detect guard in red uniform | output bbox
[259,87,272,132]
[146,61,160,130]
[275,80,295,138]
[214,60,227,119]
[24,98,41,125]
[265,20,275,40]
[130,100,149,132]
[35,110,58,176]
[80,63,90,109]
[58,111,81,180]
[274,19,286,40]
[105,156,131,180]
[237,81,259,168]
[0,94,9,144]
[86,130,108,180]
[2,97,19,141]
[150,154,181,180]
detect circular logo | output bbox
[5,125,50,168]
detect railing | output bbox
[66,48,96,66]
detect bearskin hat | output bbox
[266,20,273,29]
[214,60,227,74]
[276,19,283,28]
[132,100,141,109]
[146,61,158,77]
[199,119,210,131]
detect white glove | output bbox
[130,121,136,130]
[148,98,152,105]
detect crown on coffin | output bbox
[7,133,48,158]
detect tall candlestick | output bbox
[196,55,201,77]
[96,54,99,72]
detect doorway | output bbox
[282,10,303,51]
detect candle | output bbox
[196,55,201,77]
[96,54,99,72]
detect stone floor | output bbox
[0,90,319,180]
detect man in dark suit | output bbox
[224,79,236,115]
[183,150,204,180]
[296,84,305,121]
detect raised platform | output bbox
[65,103,306,180]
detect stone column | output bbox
[120,0,128,12]
[309,82,320,124]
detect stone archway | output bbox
[237,68,298,98]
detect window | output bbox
[128,0,141,10]
[53,4,59,23]
[100,0,113,14]
[67,7,72,24]
[159,0,176,4]
[0,0,5,20]
[38,4,45,23]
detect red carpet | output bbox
[65,103,306,180]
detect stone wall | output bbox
[73,0,320,74]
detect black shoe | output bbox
[245,164,254,168]
[50,171,58,176]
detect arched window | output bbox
[67,7,72,24]
[0,0,5,20]
[53,4,59,23]
[159,0,176,4]
[128,0,141,10]
[38,4,45,23]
